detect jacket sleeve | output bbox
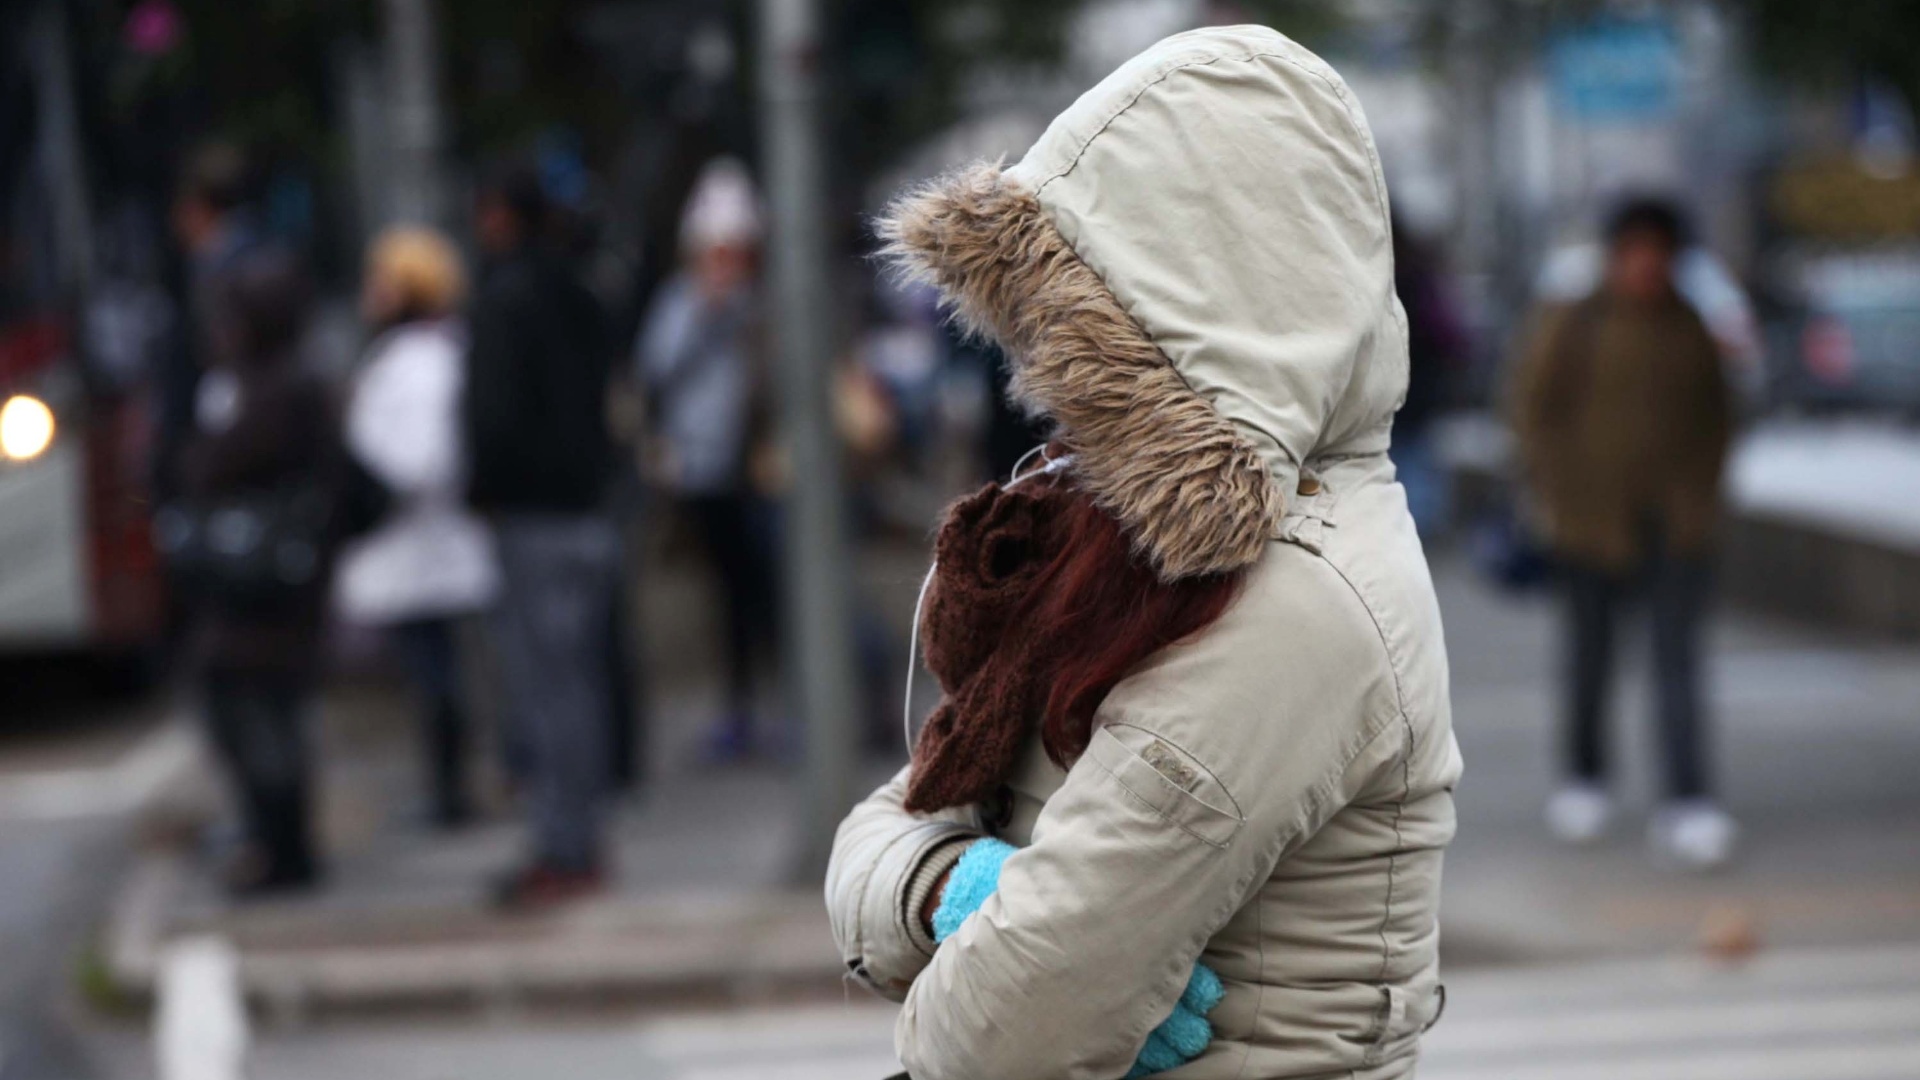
[894,559,1403,1080]
[825,766,981,1001]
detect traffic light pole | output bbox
[757,0,861,877]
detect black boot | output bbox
[426,698,472,827]
[230,784,319,897]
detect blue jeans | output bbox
[1392,430,1451,540]
[1562,545,1712,799]
[491,513,621,870]
[393,618,469,821]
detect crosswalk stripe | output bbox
[1422,944,1920,1080]
[1422,1037,1920,1080]
[617,946,1920,1080]
[1426,989,1920,1057]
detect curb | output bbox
[104,852,847,1021]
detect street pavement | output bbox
[0,663,172,1080]
[134,941,1920,1080]
[1435,555,1920,962]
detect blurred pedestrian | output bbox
[1390,216,1469,539]
[1510,197,1738,868]
[636,157,781,761]
[464,164,619,908]
[175,248,337,895]
[159,142,260,503]
[335,227,497,829]
[968,332,1049,483]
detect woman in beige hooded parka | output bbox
[827,25,1462,1080]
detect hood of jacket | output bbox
[881,25,1407,581]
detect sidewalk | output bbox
[103,538,934,1017]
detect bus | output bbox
[1,2,167,666]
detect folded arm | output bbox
[824,766,981,1001]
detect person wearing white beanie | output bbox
[638,156,781,761]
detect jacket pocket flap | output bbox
[1088,724,1244,847]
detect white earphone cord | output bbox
[901,445,1073,757]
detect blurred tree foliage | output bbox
[832,0,1077,185]
[95,0,1368,185]
[110,0,366,161]
[1743,0,1920,115]
[829,0,1350,194]
[441,0,634,161]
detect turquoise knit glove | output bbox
[930,837,1016,944]
[929,837,1223,1077]
[1125,963,1224,1077]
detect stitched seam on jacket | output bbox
[844,829,894,963]
[1231,718,1400,1074]
[1087,746,1238,849]
[1375,719,1413,981]
[1316,551,1408,716]
[1030,43,1392,242]
[1103,722,1247,822]
[1029,48,1287,196]
[1082,746,1259,1072]
[1230,894,1265,1080]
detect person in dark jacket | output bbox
[178,248,338,895]
[463,165,620,909]
[160,142,262,503]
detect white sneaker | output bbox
[1650,800,1739,870]
[1546,784,1614,844]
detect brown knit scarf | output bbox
[903,478,1077,814]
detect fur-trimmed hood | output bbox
[881,25,1407,581]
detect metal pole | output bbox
[29,0,94,299]
[757,0,860,876]
[1447,0,1505,391]
[382,0,447,227]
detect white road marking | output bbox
[1428,990,1920,1055]
[633,1004,901,1080]
[1422,943,1920,1080]
[604,946,1920,1080]
[0,722,199,821]
[156,936,250,1080]
[1424,1040,1920,1080]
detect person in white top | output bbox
[335,227,499,826]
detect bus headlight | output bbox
[0,394,55,461]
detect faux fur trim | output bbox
[878,163,1283,580]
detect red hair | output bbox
[1019,480,1243,768]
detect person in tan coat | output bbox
[826,26,1460,1080]
[1509,198,1737,868]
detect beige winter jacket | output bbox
[826,25,1461,1080]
